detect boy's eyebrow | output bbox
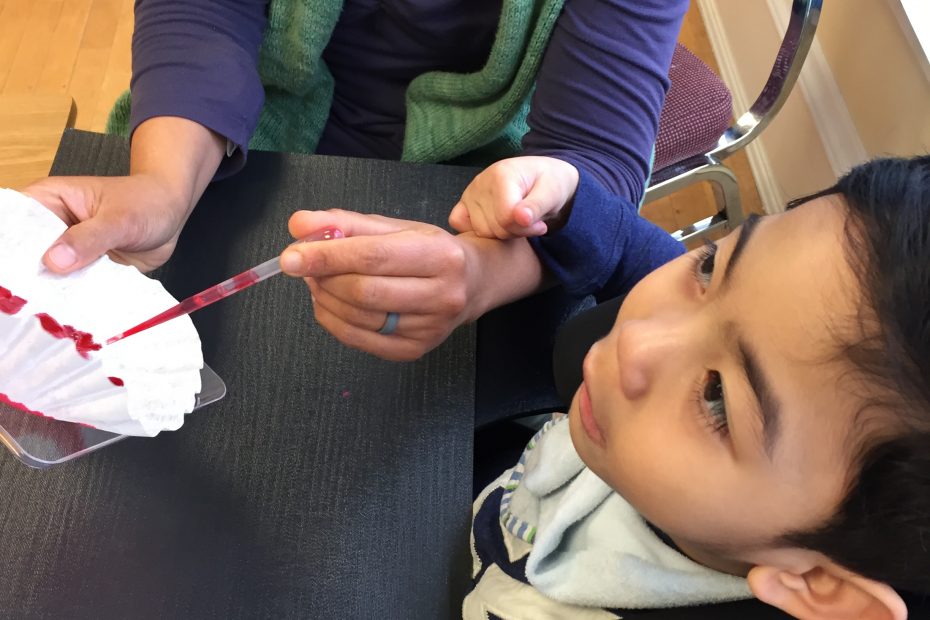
[722,213,762,286]
[737,336,782,458]
[720,213,781,457]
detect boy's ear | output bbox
[747,565,907,620]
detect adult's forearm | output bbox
[460,234,548,322]
[131,0,268,177]
[523,0,688,203]
[130,116,226,216]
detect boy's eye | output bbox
[693,241,718,288]
[700,370,729,437]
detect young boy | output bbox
[462,155,930,619]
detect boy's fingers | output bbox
[470,202,511,239]
[513,204,537,228]
[515,174,566,227]
[448,202,473,233]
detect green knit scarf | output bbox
[107,0,565,165]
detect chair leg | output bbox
[693,161,743,229]
[644,157,744,245]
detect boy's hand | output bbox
[448,156,579,239]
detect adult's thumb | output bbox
[42,216,123,274]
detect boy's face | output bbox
[569,195,865,572]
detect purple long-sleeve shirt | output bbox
[130,0,687,298]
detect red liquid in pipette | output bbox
[106,228,343,345]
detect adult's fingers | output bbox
[280,229,466,279]
[42,211,128,274]
[311,301,439,362]
[21,182,82,226]
[308,279,440,334]
[288,208,413,240]
[25,175,192,274]
[309,272,467,316]
[309,280,401,332]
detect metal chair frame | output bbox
[644,0,823,244]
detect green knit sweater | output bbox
[107,0,565,165]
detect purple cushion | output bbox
[654,44,733,171]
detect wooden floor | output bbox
[0,0,133,132]
[0,0,762,227]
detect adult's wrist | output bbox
[129,116,226,215]
[459,234,547,322]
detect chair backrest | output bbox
[653,44,733,171]
[710,0,823,161]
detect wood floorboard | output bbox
[2,1,64,95]
[36,0,94,95]
[0,2,31,92]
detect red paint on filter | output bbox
[108,377,125,386]
[36,313,102,359]
[0,392,47,417]
[0,285,27,315]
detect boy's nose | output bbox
[614,317,687,401]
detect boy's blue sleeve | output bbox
[529,170,685,300]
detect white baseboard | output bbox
[697,0,786,213]
[765,0,868,176]
[697,0,867,212]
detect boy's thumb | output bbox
[514,175,565,228]
[448,202,473,233]
[43,217,123,274]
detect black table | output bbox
[7,131,925,620]
[0,130,488,619]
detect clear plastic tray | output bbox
[0,364,225,468]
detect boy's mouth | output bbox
[578,377,606,448]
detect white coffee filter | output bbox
[0,188,203,436]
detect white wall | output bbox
[699,0,930,212]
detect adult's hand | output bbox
[24,174,192,273]
[448,156,579,239]
[22,116,225,274]
[280,209,546,361]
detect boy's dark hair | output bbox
[779,155,930,595]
